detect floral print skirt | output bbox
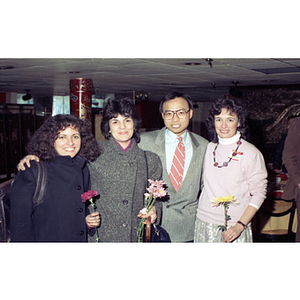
[194,217,253,243]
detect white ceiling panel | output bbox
[0,58,300,102]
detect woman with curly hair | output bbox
[10,114,101,242]
[194,97,268,243]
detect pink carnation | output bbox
[81,190,99,202]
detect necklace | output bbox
[213,138,242,168]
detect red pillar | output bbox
[69,78,93,121]
[0,93,6,103]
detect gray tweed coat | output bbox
[88,138,162,242]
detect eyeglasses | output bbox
[163,109,190,120]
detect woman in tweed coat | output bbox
[88,98,163,242]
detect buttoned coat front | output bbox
[88,138,162,242]
[139,127,208,242]
[10,156,91,242]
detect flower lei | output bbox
[81,190,99,242]
[210,195,239,232]
[137,179,167,243]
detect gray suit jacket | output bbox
[139,127,208,242]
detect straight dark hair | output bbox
[159,91,193,113]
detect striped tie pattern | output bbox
[169,137,185,191]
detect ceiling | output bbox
[1,58,300,102]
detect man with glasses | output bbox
[139,92,208,242]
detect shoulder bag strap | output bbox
[143,151,151,242]
[143,151,148,178]
[32,161,48,210]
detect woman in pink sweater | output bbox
[194,97,267,243]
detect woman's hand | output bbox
[137,206,157,224]
[85,212,100,228]
[222,223,244,243]
[17,155,40,171]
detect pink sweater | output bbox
[196,137,267,226]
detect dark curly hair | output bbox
[26,114,101,162]
[206,97,249,143]
[159,91,193,113]
[101,97,142,143]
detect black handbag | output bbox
[144,216,171,242]
[0,161,48,242]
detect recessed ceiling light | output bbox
[184,63,201,66]
[0,66,14,70]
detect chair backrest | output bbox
[255,198,296,241]
[263,199,296,234]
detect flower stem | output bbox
[137,196,155,243]
[89,200,99,243]
[224,203,227,229]
[137,218,146,242]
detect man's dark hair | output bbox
[159,91,193,113]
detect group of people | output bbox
[11,91,270,243]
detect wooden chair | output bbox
[253,198,296,242]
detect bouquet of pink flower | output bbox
[137,179,167,242]
[81,190,99,242]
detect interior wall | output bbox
[228,87,300,163]
[190,102,211,140]
[241,87,300,143]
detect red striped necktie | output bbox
[169,136,185,191]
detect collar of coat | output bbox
[105,138,140,159]
[52,155,86,168]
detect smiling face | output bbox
[214,108,240,139]
[54,126,81,158]
[109,114,135,148]
[161,97,193,136]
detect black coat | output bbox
[10,156,92,242]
